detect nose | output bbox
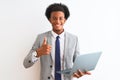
[55,19,60,24]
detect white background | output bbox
[0,0,120,80]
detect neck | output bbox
[53,29,64,35]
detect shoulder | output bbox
[65,32,79,42]
[65,32,78,39]
[37,31,51,37]
[34,31,51,41]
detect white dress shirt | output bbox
[51,31,65,80]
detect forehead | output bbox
[50,11,65,17]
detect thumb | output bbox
[42,37,47,45]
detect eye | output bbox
[60,17,64,20]
[51,17,65,21]
[52,17,57,20]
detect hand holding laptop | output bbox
[73,69,91,78]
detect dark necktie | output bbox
[55,36,61,80]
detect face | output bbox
[49,11,66,34]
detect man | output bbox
[23,3,91,80]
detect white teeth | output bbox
[55,25,60,26]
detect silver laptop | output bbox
[57,51,102,76]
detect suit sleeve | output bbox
[23,35,40,68]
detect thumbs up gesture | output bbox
[36,37,51,57]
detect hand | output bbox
[73,69,91,78]
[36,37,51,57]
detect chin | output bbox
[56,28,63,31]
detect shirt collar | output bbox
[51,30,65,39]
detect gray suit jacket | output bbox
[23,31,80,80]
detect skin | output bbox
[49,11,66,35]
[36,11,91,78]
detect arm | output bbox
[23,50,38,68]
[23,36,51,68]
[23,35,40,68]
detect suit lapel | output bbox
[64,32,69,64]
[64,32,67,58]
[46,31,53,64]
